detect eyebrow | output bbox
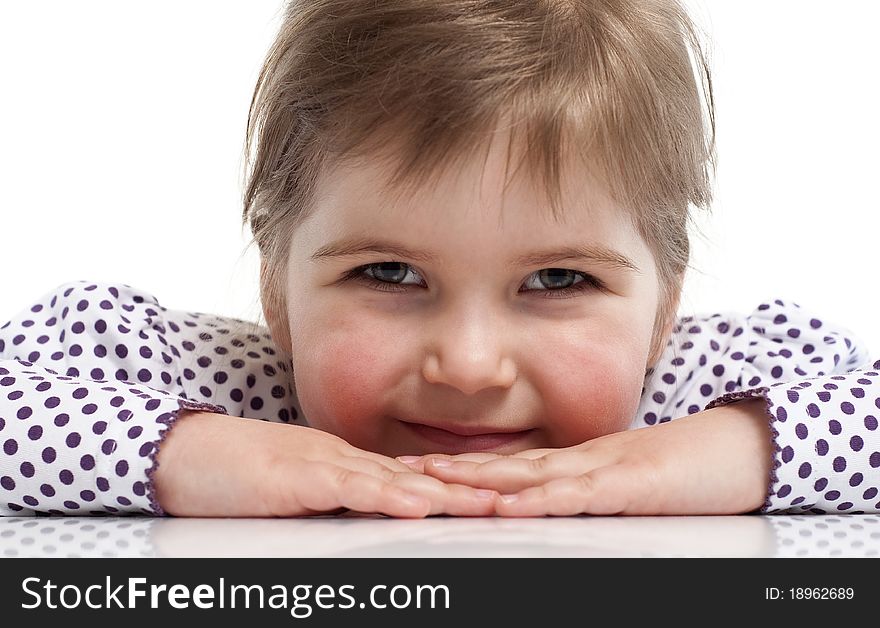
[310,237,640,273]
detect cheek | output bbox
[537,341,646,447]
[290,316,393,451]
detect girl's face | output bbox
[277,132,662,457]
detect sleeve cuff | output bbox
[143,398,229,517]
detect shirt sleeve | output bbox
[637,297,878,515]
[0,281,230,517]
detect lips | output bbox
[399,419,534,452]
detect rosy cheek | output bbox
[292,324,391,452]
[540,349,644,447]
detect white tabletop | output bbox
[2,514,879,558]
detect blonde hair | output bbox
[242,0,716,368]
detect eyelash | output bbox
[341,263,606,299]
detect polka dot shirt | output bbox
[0,281,877,517]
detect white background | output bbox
[2,1,877,354]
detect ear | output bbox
[259,257,293,356]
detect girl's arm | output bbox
[0,281,244,515]
[705,362,879,515]
[0,280,316,516]
[641,297,877,515]
[402,298,878,518]
[0,354,228,516]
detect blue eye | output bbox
[341,262,605,299]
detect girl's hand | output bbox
[154,410,498,518]
[397,399,773,517]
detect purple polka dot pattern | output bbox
[636,298,878,515]
[0,281,303,516]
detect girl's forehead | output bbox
[319,127,624,232]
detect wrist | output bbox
[153,410,226,515]
[705,398,774,512]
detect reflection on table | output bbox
[2,513,879,558]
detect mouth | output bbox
[398,419,535,453]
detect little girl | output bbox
[1,0,877,519]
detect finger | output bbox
[338,456,499,516]
[436,453,505,464]
[396,452,504,473]
[507,447,561,460]
[389,472,499,516]
[420,450,604,494]
[342,447,423,474]
[505,441,597,460]
[495,466,635,517]
[335,456,409,482]
[295,461,431,519]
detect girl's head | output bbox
[242,0,715,456]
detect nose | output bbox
[421,303,517,395]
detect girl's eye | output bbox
[341,262,605,299]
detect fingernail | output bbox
[397,456,420,464]
[475,489,496,500]
[500,494,519,504]
[430,458,452,468]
